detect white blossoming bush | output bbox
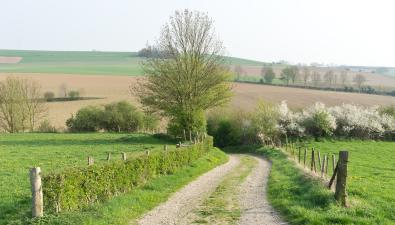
[329,104,395,139]
[300,102,337,137]
[278,101,305,137]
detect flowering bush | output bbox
[278,101,305,138]
[300,102,336,137]
[330,104,395,139]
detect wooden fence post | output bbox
[122,152,127,161]
[88,156,94,166]
[325,154,329,175]
[189,130,192,142]
[164,145,168,151]
[298,147,301,163]
[332,154,336,173]
[311,149,315,172]
[107,152,111,161]
[30,167,43,218]
[317,151,322,172]
[146,150,150,156]
[303,148,307,168]
[183,130,186,142]
[321,154,326,178]
[335,151,349,207]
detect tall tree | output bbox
[301,67,311,87]
[353,74,367,92]
[324,70,335,88]
[340,71,348,87]
[311,71,321,87]
[281,66,298,85]
[0,77,46,132]
[135,10,232,135]
[263,67,275,84]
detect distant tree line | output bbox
[232,65,395,96]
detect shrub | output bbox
[68,90,80,100]
[66,106,103,132]
[330,104,394,139]
[278,101,305,138]
[207,109,256,147]
[252,100,279,142]
[301,102,336,137]
[37,119,57,133]
[42,137,213,213]
[43,91,55,101]
[142,113,160,131]
[101,101,144,132]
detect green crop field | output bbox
[261,140,395,224]
[0,49,264,76]
[0,133,176,225]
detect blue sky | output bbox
[1,0,395,67]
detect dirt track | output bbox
[136,155,285,225]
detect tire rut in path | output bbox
[136,155,240,225]
[239,155,286,225]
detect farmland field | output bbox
[0,133,176,225]
[259,140,395,224]
[0,73,393,129]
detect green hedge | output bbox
[42,137,213,213]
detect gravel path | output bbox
[136,154,285,225]
[239,155,286,225]
[136,155,240,225]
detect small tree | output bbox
[68,90,80,100]
[44,91,55,101]
[135,10,232,136]
[263,67,275,84]
[59,83,68,97]
[252,100,279,142]
[353,74,366,91]
[281,66,298,85]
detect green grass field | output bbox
[0,49,265,76]
[261,140,395,224]
[0,133,177,225]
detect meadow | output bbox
[0,133,176,225]
[260,140,395,224]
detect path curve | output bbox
[239,155,286,225]
[137,155,241,225]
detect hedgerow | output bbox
[42,137,213,213]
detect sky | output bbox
[1,0,395,67]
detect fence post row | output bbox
[30,167,43,218]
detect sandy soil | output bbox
[239,156,286,225]
[0,73,393,128]
[0,56,22,64]
[136,155,240,225]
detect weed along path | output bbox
[136,154,285,225]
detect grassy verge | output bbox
[232,141,395,225]
[191,156,256,224]
[0,133,174,225]
[31,147,228,225]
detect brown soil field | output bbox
[0,56,22,64]
[0,73,394,128]
[238,65,395,88]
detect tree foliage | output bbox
[135,10,232,136]
[263,67,275,83]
